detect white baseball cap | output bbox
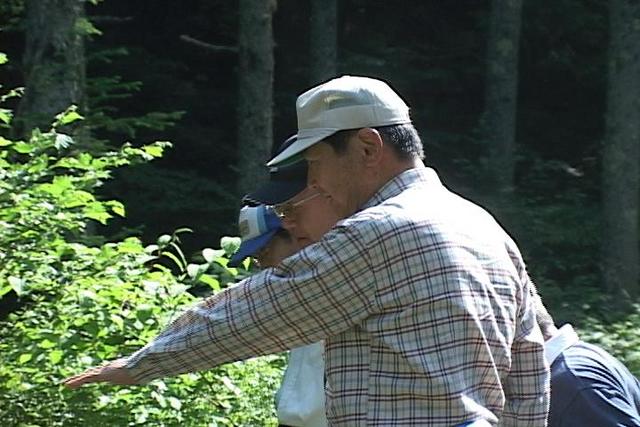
[267,75,412,166]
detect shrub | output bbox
[0,70,282,425]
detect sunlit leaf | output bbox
[202,248,224,263]
[186,263,202,279]
[54,106,83,127]
[220,236,241,255]
[143,145,164,158]
[83,202,111,224]
[49,350,63,364]
[18,354,32,364]
[167,396,182,410]
[157,234,172,248]
[39,339,56,349]
[8,276,25,296]
[0,108,12,124]
[54,133,74,149]
[108,200,126,217]
[199,274,220,291]
[13,141,34,154]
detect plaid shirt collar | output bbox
[362,165,442,210]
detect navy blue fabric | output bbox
[549,341,640,427]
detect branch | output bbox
[88,15,134,24]
[179,35,238,54]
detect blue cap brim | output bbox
[243,179,306,205]
[227,228,279,267]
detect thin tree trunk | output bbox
[309,0,337,84]
[237,0,276,199]
[16,0,87,138]
[601,0,640,298]
[482,0,523,195]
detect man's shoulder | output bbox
[553,341,639,391]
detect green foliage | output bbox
[579,304,640,377]
[0,82,282,425]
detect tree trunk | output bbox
[601,0,640,298]
[236,0,276,199]
[482,0,523,195]
[309,0,337,84]
[15,0,87,137]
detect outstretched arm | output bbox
[63,222,375,388]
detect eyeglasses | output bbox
[270,191,321,220]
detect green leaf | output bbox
[117,238,142,254]
[202,248,224,263]
[13,141,34,154]
[151,390,167,408]
[39,339,56,349]
[40,176,74,196]
[18,354,32,364]
[110,314,124,330]
[0,108,12,125]
[8,276,25,296]
[167,396,182,410]
[75,17,102,36]
[186,263,203,280]
[220,236,241,255]
[157,234,172,248]
[58,111,84,125]
[135,304,154,322]
[0,284,13,298]
[198,274,221,291]
[144,244,159,254]
[143,145,164,158]
[54,133,74,149]
[107,200,126,217]
[220,376,242,396]
[0,53,7,64]
[83,202,111,224]
[160,250,186,271]
[49,350,63,364]
[0,136,12,146]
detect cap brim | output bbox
[228,228,279,267]
[266,128,338,166]
[244,179,306,205]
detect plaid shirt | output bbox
[126,167,549,426]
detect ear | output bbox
[355,128,383,167]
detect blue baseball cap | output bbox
[228,205,282,267]
[243,135,307,206]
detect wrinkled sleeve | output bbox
[500,269,550,426]
[125,222,377,384]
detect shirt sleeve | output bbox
[500,242,551,426]
[125,221,377,384]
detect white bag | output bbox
[276,342,328,427]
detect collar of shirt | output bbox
[362,165,440,210]
[544,324,580,365]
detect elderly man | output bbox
[64,76,549,426]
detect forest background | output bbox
[1,0,640,425]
